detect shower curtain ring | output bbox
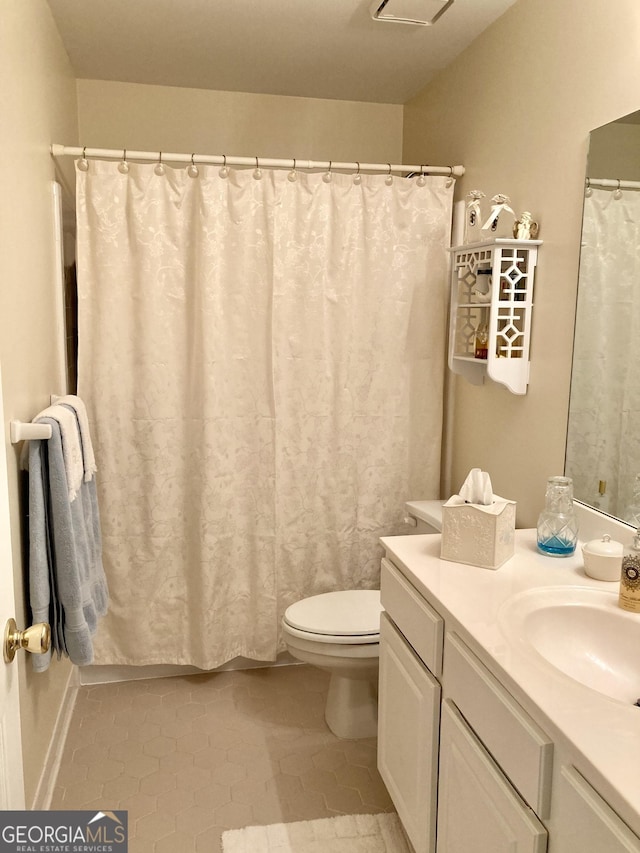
[253,156,263,180]
[445,166,454,187]
[585,177,592,197]
[288,158,297,183]
[118,148,130,174]
[353,162,362,185]
[219,155,229,179]
[614,178,623,200]
[385,163,393,185]
[187,153,199,179]
[154,152,165,176]
[323,160,333,183]
[78,146,89,172]
[417,165,426,187]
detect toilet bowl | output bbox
[282,590,382,739]
[282,503,443,739]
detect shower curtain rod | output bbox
[587,176,640,191]
[50,144,465,177]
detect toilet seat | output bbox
[283,590,381,645]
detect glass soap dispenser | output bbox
[536,475,579,557]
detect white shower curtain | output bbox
[565,186,640,518]
[76,161,453,668]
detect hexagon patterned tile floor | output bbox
[51,665,394,852]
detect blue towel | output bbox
[28,417,108,671]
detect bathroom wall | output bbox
[76,79,404,165]
[0,0,79,805]
[403,0,640,526]
[588,120,640,181]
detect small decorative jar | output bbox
[536,476,579,557]
[582,534,623,581]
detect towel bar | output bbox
[10,420,53,444]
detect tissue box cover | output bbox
[441,495,516,570]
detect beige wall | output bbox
[76,80,404,164]
[588,119,640,181]
[403,0,640,526]
[0,1,79,805]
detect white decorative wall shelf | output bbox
[448,238,542,395]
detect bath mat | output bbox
[221,812,409,853]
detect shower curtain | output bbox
[76,161,453,668]
[565,186,640,518]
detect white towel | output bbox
[33,404,83,502]
[55,395,97,482]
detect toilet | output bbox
[282,589,383,739]
[282,500,443,739]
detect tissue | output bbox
[441,469,516,569]
[458,468,493,506]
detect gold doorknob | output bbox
[4,618,51,663]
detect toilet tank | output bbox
[404,500,444,534]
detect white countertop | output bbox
[379,528,640,835]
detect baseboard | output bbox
[78,653,300,685]
[31,665,79,810]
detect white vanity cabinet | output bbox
[378,614,440,853]
[438,633,550,853]
[437,699,547,853]
[378,558,443,853]
[552,766,640,852]
[377,538,640,853]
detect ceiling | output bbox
[46,0,517,105]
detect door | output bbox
[553,766,640,853]
[437,699,547,853]
[377,612,440,853]
[0,362,25,808]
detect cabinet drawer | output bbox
[444,632,553,818]
[380,557,443,677]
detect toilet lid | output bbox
[284,590,381,637]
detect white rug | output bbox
[221,813,409,853]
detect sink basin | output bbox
[499,586,640,704]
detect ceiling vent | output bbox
[369,0,454,26]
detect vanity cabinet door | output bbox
[552,766,640,852]
[437,700,547,853]
[378,612,440,853]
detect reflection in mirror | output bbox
[565,110,640,524]
[53,161,78,394]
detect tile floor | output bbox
[51,664,394,852]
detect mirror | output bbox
[565,109,640,524]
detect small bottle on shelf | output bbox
[619,528,640,613]
[474,313,488,360]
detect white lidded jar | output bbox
[581,534,623,581]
